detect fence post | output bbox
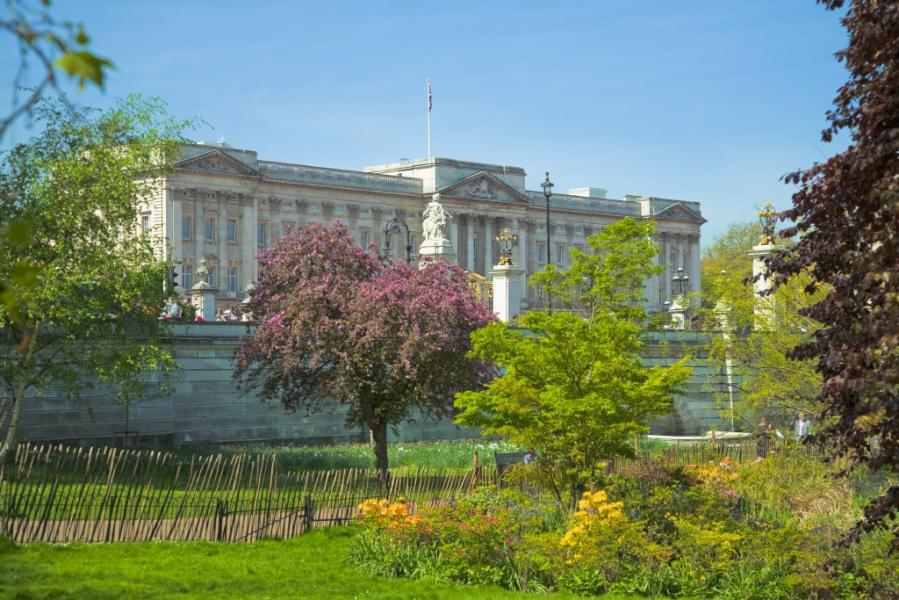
[216,499,227,542]
[303,495,313,533]
[105,494,116,543]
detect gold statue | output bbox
[757,202,777,245]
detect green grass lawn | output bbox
[0,528,647,599]
[171,438,521,471]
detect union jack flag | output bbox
[427,80,432,111]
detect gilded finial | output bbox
[757,202,777,245]
[495,228,517,266]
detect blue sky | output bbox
[0,1,848,247]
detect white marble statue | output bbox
[422,193,452,243]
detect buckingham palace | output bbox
[143,142,705,312]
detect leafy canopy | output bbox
[2,0,114,140]
[234,222,494,475]
[0,96,191,459]
[764,0,899,548]
[700,222,825,427]
[530,217,662,321]
[456,218,691,499]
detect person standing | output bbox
[794,411,812,441]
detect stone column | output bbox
[516,218,528,307]
[450,216,459,249]
[465,215,475,271]
[371,206,384,253]
[217,194,227,290]
[689,233,701,306]
[660,232,670,302]
[249,195,259,283]
[193,201,202,295]
[483,217,493,273]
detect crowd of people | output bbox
[754,411,812,457]
[159,298,254,322]
[215,305,252,322]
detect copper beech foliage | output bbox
[766,0,899,548]
[233,222,494,479]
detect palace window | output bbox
[206,265,216,288]
[359,230,370,248]
[182,263,193,289]
[556,242,565,266]
[182,215,193,240]
[228,266,238,292]
[537,241,546,265]
[204,217,216,241]
[227,219,237,243]
[257,222,267,246]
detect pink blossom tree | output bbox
[234,222,494,481]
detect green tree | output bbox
[1,0,115,330]
[766,0,899,547]
[455,218,691,503]
[0,96,190,462]
[2,0,113,140]
[699,221,761,310]
[700,223,824,429]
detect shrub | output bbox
[558,490,669,594]
[351,454,899,598]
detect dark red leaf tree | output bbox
[767,0,899,548]
[234,222,494,481]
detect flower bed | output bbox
[351,453,899,598]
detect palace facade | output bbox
[143,143,705,312]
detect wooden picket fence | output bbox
[0,444,493,544]
[1,440,821,545]
[605,439,820,473]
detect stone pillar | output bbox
[450,217,458,249]
[193,202,202,296]
[465,215,475,272]
[490,263,525,323]
[516,218,528,309]
[659,232,670,302]
[483,217,493,273]
[668,295,688,331]
[189,258,218,320]
[689,233,701,306]
[250,195,259,282]
[748,243,782,329]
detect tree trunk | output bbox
[371,420,390,492]
[0,380,27,465]
[0,326,38,465]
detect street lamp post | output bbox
[383,217,414,264]
[540,171,554,313]
[673,266,689,297]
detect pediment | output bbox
[175,149,261,178]
[653,202,707,224]
[438,171,530,204]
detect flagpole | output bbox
[426,79,432,159]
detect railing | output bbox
[524,191,642,215]
[258,161,423,192]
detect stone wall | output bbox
[7,325,732,448]
[643,332,734,435]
